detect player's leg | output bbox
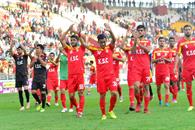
[164,82,170,106]
[31,81,41,108]
[128,71,135,110]
[186,81,193,111]
[54,80,59,106]
[99,93,106,120]
[23,85,30,109]
[134,81,141,112]
[144,84,150,113]
[78,89,85,117]
[149,84,153,100]
[108,90,117,119]
[156,75,162,105]
[157,85,162,105]
[46,80,53,106]
[60,80,67,112]
[40,82,47,112]
[172,81,178,103]
[46,90,52,106]
[116,78,123,102]
[77,75,85,117]
[17,87,24,111]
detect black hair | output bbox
[158,37,165,41]
[169,37,175,41]
[97,33,106,40]
[90,60,94,64]
[136,25,146,30]
[17,45,22,49]
[36,44,44,50]
[70,34,79,40]
[184,24,192,29]
[49,52,55,56]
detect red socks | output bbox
[186,83,193,106]
[47,95,51,103]
[129,87,134,106]
[100,97,106,115]
[60,94,66,108]
[165,94,169,103]
[79,95,85,113]
[109,95,117,112]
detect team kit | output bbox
[10,24,195,120]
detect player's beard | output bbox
[185,34,191,38]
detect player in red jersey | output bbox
[60,25,86,117]
[168,37,178,103]
[130,25,152,113]
[82,24,118,120]
[113,50,125,102]
[120,34,136,111]
[152,37,172,106]
[174,25,195,111]
[46,52,59,107]
[87,60,96,95]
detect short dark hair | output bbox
[17,45,22,49]
[97,33,106,40]
[169,37,175,41]
[70,34,79,40]
[158,37,165,41]
[49,52,55,56]
[137,25,146,30]
[90,60,94,64]
[37,44,44,50]
[184,24,192,29]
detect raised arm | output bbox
[9,40,14,57]
[20,43,28,55]
[38,55,47,67]
[59,24,74,48]
[105,24,116,48]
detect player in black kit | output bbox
[30,44,47,112]
[10,40,30,111]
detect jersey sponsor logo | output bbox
[98,58,109,64]
[70,55,79,61]
[49,68,55,72]
[157,52,161,56]
[136,49,145,54]
[17,60,23,65]
[35,64,42,69]
[186,50,195,56]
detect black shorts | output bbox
[15,79,29,88]
[31,80,46,91]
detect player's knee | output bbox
[17,87,22,91]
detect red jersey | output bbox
[113,52,122,77]
[65,45,85,75]
[89,45,114,77]
[124,40,134,69]
[47,62,58,80]
[152,48,171,74]
[177,37,195,69]
[133,39,151,67]
[169,48,177,70]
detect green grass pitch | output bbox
[1,83,195,130]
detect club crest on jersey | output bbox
[157,52,161,56]
[97,51,102,55]
[98,58,109,64]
